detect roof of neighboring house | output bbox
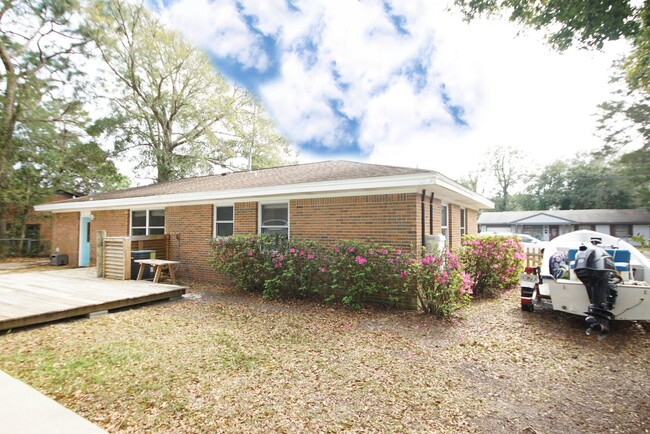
[36,160,494,212]
[478,209,650,225]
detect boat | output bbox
[519,230,650,339]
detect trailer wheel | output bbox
[521,303,534,312]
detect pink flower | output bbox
[368,249,375,255]
[396,249,402,255]
[321,267,326,273]
[289,248,296,253]
[307,253,315,259]
[335,247,340,253]
[493,264,499,269]
[247,251,253,256]
[356,255,367,264]
[299,250,305,256]
[388,258,394,264]
[348,247,356,253]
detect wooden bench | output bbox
[135,259,179,284]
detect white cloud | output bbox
[159,0,631,186]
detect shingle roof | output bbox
[478,209,650,225]
[53,160,433,204]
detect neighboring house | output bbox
[5,191,79,244]
[35,160,494,280]
[478,209,650,243]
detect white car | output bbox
[478,232,546,250]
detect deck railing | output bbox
[0,238,50,258]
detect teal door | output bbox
[81,216,91,266]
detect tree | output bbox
[455,0,650,209]
[516,156,636,210]
[0,0,88,237]
[6,102,129,240]
[597,69,650,209]
[482,145,525,211]
[85,0,294,183]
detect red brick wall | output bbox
[290,193,418,249]
[89,209,130,265]
[51,212,79,266]
[448,204,461,250]
[166,204,218,281]
[234,202,257,234]
[467,208,478,235]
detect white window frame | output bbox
[441,203,449,245]
[130,208,165,236]
[460,208,466,236]
[214,204,235,238]
[259,202,290,238]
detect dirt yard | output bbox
[0,280,648,433]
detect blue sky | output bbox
[153,0,629,193]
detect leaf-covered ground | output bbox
[1,281,649,433]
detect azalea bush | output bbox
[402,248,474,316]
[458,235,525,297]
[209,235,477,316]
[326,240,405,309]
[264,238,326,299]
[208,235,276,292]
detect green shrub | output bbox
[208,235,276,292]
[458,235,525,297]
[263,238,327,300]
[209,235,480,316]
[326,240,405,309]
[402,248,474,316]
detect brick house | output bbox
[3,191,78,255]
[35,161,493,280]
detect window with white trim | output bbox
[131,209,165,235]
[441,204,448,244]
[215,205,234,237]
[260,203,289,237]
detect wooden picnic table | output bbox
[135,259,179,284]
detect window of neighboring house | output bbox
[612,225,632,238]
[441,204,448,243]
[460,208,466,236]
[215,205,234,237]
[131,209,165,235]
[522,225,543,241]
[577,224,595,231]
[25,224,40,239]
[260,203,289,237]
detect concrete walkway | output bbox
[0,370,107,434]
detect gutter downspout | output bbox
[429,193,434,236]
[421,189,426,248]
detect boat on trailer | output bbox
[520,230,650,339]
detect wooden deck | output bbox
[0,267,186,331]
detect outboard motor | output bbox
[573,244,620,339]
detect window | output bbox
[460,208,466,236]
[612,225,632,238]
[441,204,448,243]
[523,225,543,240]
[260,203,289,237]
[215,205,234,237]
[131,209,165,235]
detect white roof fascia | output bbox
[36,172,494,212]
[513,213,575,225]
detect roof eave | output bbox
[35,173,494,212]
